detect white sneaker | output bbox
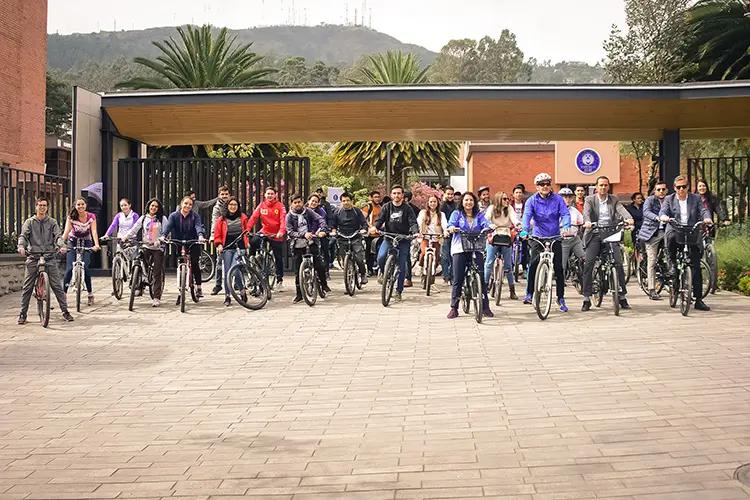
[276,282,284,293]
[152,299,160,307]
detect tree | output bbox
[45,74,71,137]
[117,25,277,89]
[276,56,340,86]
[333,51,459,183]
[429,39,479,84]
[680,0,750,81]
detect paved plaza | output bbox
[1,274,750,500]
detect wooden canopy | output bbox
[100,83,750,145]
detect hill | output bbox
[47,24,438,71]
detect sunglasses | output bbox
[655,187,667,191]
[537,181,551,187]
[501,197,509,201]
[675,185,688,190]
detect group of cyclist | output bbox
[15,170,728,325]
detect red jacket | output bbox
[247,200,287,241]
[214,214,250,247]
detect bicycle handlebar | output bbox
[164,239,203,246]
[333,231,367,239]
[379,232,414,241]
[589,221,630,231]
[667,219,712,230]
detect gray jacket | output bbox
[210,199,225,239]
[17,216,64,254]
[583,194,632,245]
[659,193,712,237]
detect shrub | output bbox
[716,235,750,291]
[738,274,750,296]
[1,232,18,253]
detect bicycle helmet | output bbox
[559,187,574,196]
[534,172,552,185]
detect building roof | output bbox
[98,82,750,146]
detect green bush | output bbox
[738,275,750,296]
[716,235,750,291]
[1,232,18,254]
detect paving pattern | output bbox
[1,274,750,500]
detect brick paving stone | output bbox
[0,276,749,499]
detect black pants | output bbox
[249,236,285,282]
[527,239,565,300]
[365,236,380,274]
[583,234,627,298]
[292,243,328,296]
[450,252,489,310]
[666,233,704,300]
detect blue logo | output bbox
[575,149,602,175]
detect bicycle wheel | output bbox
[112,255,124,300]
[75,266,83,313]
[462,281,471,314]
[425,252,434,297]
[343,254,356,297]
[129,265,141,312]
[472,273,483,323]
[381,255,396,307]
[533,260,552,321]
[621,245,632,284]
[228,263,268,310]
[593,267,604,308]
[680,265,692,316]
[179,265,187,313]
[199,250,215,281]
[494,258,504,307]
[37,272,50,328]
[636,251,648,294]
[611,265,620,317]
[513,245,522,282]
[706,244,718,294]
[573,260,584,295]
[261,251,277,291]
[300,259,318,306]
[700,259,711,299]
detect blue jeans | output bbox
[64,245,92,293]
[221,249,241,296]
[440,241,452,281]
[484,244,515,286]
[377,238,410,293]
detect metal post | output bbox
[385,141,395,193]
[660,129,681,191]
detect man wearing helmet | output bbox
[520,173,571,312]
[559,188,585,274]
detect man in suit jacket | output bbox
[659,175,714,311]
[581,175,635,312]
[637,180,669,300]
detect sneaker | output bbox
[377,273,384,285]
[695,300,711,311]
[276,282,285,293]
[558,298,568,313]
[403,280,413,288]
[447,308,459,319]
[17,314,27,325]
[152,299,160,307]
[224,297,231,307]
[649,290,663,301]
[62,312,74,322]
[211,285,222,295]
[581,300,591,312]
[360,275,369,285]
[293,294,303,304]
[196,288,204,299]
[319,286,327,299]
[483,309,494,318]
[87,294,94,306]
[323,284,331,294]
[522,293,533,305]
[394,292,403,303]
[619,298,632,310]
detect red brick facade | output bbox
[0,0,47,173]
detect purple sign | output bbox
[575,148,602,175]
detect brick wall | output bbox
[0,0,47,173]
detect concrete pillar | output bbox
[659,129,681,191]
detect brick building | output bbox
[460,141,647,198]
[0,0,48,173]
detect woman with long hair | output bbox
[446,192,495,319]
[696,180,730,225]
[214,197,250,306]
[123,198,168,307]
[62,197,101,305]
[417,194,448,285]
[484,191,521,300]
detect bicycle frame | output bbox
[668,220,710,315]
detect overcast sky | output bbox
[48,0,626,64]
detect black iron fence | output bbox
[687,157,750,223]
[1,165,71,248]
[117,157,310,270]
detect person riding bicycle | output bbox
[512,184,530,276]
[627,192,645,247]
[286,194,330,303]
[307,193,330,277]
[124,198,168,307]
[104,197,139,240]
[581,175,635,312]
[373,184,418,303]
[446,191,496,319]
[209,185,231,296]
[696,180,730,227]
[659,175,714,312]
[440,186,458,285]
[362,190,383,277]
[559,188,586,276]
[329,191,369,285]
[638,181,669,300]
[214,197,250,307]
[247,186,287,292]
[62,197,101,305]
[17,197,73,324]
[520,173,571,312]
[161,196,207,304]
[402,190,421,288]
[484,191,520,300]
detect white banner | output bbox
[327,187,344,207]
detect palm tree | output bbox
[681,0,750,81]
[118,25,277,89]
[334,51,459,185]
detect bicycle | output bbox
[297,238,325,307]
[225,231,270,310]
[526,235,561,321]
[636,239,669,296]
[252,234,278,293]
[667,220,711,317]
[564,237,585,296]
[619,242,632,284]
[456,228,492,324]
[335,231,367,297]
[27,250,54,327]
[199,249,216,282]
[419,233,441,297]
[69,240,96,313]
[127,243,163,311]
[487,230,512,307]
[165,239,203,313]
[379,232,414,307]
[511,234,524,282]
[101,236,135,300]
[589,222,629,316]
[701,225,719,295]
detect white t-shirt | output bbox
[678,198,689,225]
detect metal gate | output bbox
[117,157,310,270]
[687,157,749,223]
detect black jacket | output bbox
[375,202,418,235]
[331,207,367,235]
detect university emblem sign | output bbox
[575,148,602,175]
